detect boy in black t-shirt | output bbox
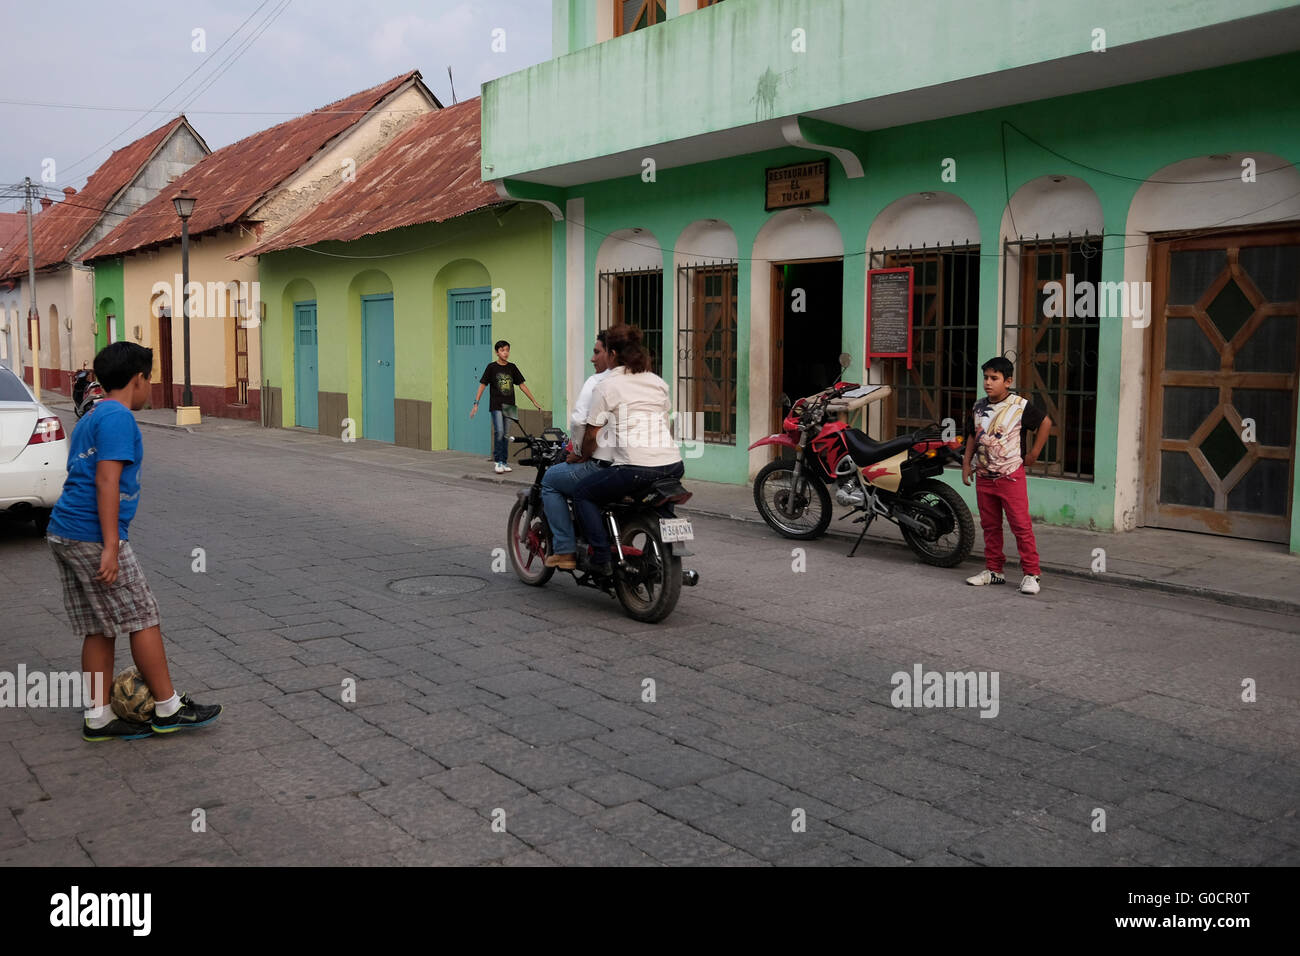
[471,340,541,473]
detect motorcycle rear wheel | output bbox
[613,514,681,623]
[507,498,555,586]
[753,460,832,540]
[899,478,974,568]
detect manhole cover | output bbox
[388,574,487,597]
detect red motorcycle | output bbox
[749,362,974,567]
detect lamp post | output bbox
[172,190,197,409]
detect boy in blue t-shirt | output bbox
[47,342,221,741]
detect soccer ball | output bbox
[110,667,156,724]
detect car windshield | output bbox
[0,370,34,402]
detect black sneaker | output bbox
[151,694,222,733]
[83,718,154,742]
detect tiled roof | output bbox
[83,71,426,263]
[241,99,499,257]
[0,118,187,280]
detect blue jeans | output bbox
[540,459,603,555]
[490,406,516,464]
[573,461,685,567]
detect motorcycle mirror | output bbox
[780,393,791,409]
[838,353,852,369]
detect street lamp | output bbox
[172,190,196,409]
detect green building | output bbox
[482,0,1300,552]
[252,99,553,452]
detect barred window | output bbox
[869,244,981,442]
[676,261,738,444]
[1003,234,1102,480]
[598,267,664,376]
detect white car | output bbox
[0,364,69,531]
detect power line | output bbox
[177,0,295,114]
[54,0,280,183]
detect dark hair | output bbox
[94,342,153,392]
[981,356,1014,379]
[605,324,650,374]
[596,330,607,348]
[494,339,510,351]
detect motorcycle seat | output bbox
[843,429,920,466]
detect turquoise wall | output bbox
[563,53,1300,544]
[488,0,1298,179]
[259,204,553,446]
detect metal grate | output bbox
[869,243,981,444]
[676,261,738,444]
[598,267,664,376]
[1002,233,1103,481]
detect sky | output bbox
[0,0,552,212]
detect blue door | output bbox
[293,301,318,428]
[362,294,395,443]
[448,288,493,454]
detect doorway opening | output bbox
[770,259,843,435]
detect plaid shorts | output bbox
[47,535,161,638]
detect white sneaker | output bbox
[499,463,512,473]
[1019,574,1041,595]
[965,570,1005,586]
[493,462,506,474]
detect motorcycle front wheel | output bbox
[898,478,974,568]
[506,498,555,586]
[613,514,682,624]
[753,460,832,540]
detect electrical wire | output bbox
[177,0,295,114]
[54,0,280,183]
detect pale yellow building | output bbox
[83,71,438,418]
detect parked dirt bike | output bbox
[71,368,104,420]
[504,419,699,623]
[749,360,974,567]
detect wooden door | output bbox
[158,308,175,408]
[1145,229,1300,541]
[293,302,318,428]
[361,294,395,443]
[448,287,492,455]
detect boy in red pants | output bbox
[961,357,1052,595]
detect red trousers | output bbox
[975,467,1040,576]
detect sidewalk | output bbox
[47,394,1300,615]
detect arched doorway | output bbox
[1127,153,1300,542]
[437,258,492,455]
[750,208,844,467]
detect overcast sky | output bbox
[0,0,552,212]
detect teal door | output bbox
[448,288,493,454]
[362,294,395,443]
[293,301,318,428]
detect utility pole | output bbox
[24,177,40,401]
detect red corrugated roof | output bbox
[0,117,187,280]
[83,71,426,263]
[241,99,499,257]
[0,213,26,259]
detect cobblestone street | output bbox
[2,425,1297,866]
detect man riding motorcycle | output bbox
[570,325,684,577]
[541,331,613,570]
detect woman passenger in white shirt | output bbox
[572,325,684,574]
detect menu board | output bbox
[866,267,914,368]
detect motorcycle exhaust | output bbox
[682,570,699,587]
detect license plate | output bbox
[659,518,694,542]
